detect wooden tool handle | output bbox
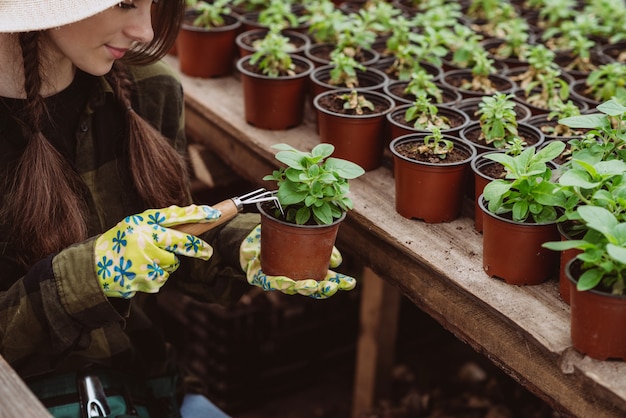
[174,199,240,236]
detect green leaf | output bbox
[558,169,599,189]
[311,143,335,159]
[597,99,626,116]
[578,205,618,237]
[276,150,306,170]
[312,203,333,225]
[533,141,565,163]
[295,206,311,225]
[542,239,590,251]
[559,113,607,129]
[325,157,365,179]
[607,243,626,265]
[577,268,603,291]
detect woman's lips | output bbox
[106,45,128,59]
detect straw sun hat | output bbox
[0,0,122,33]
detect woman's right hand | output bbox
[95,205,221,298]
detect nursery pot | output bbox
[557,222,583,305]
[390,134,477,223]
[237,55,314,130]
[479,195,560,285]
[177,14,242,78]
[258,202,346,281]
[567,258,626,361]
[470,151,505,233]
[386,104,471,143]
[314,89,394,171]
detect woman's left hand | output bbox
[239,225,357,299]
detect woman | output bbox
[0,1,355,417]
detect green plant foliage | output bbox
[263,143,365,225]
[482,141,567,223]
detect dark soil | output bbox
[308,43,376,64]
[462,125,542,149]
[394,140,472,164]
[387,82,459,105]
[389,108,467,130]
[239,32,308,53]
[241,58,310,77]
[316,92,390,115]
[479,160,507,180]
[443,72,515,94]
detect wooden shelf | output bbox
[166,55,626,418]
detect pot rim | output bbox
[236,54,315,81]
[460,121,546,152]
[389,133,478,167]
[313,88,395,119]
[477,193,558,226]
[386,103,471,132]
[235,28,310,53]
[309,64,389,91]
[565,257,626,300]
[181,13,242,33]
[257,200,347,229]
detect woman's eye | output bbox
[117,1,137,9]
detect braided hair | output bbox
[3,0,186,267]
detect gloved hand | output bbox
[95,205,221,298]
[240,225,357,299]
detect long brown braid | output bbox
[2,32,89,267]
[3,0,187,267]
[105,63,190,210]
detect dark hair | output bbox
[3,0,188,267]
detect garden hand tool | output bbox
[174,188,282,235]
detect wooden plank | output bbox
[0,356,51,417]
[351,267,401,418]
[166,55,626,417]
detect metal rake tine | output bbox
[241,190,284,216]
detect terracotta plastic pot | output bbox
[237,55,314,130]
[235,29,310,58]
[440,69,517,100]
[258,202,345,281]
[479,195,560,285]
[557,222,583,305]
[177,14,242,78]
[390,134,477,223]
[383,80,462,107]
[386,104,471,143]
[456,96,532,123]
[459,121,545,155]
[309,64,389,100]
[567,258,626,361]
[470,151,504,233]
[314,89,394,171]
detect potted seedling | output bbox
[442,47,516,98]
[259,143,365,281]
[571,62,626,107]
[543,99,626,301]
[309,51,389,106]
[460,93,545,154]
[543,205,626,360]
[387,92,469,141]
[389,127,477,223]
[479,141,568,285]
[177,0,242,77]
[236,26,315,130]
[314,88,395,171]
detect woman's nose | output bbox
[125,4,154,44]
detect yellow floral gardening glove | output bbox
[95,205,221,298]
[240,225,357,299]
